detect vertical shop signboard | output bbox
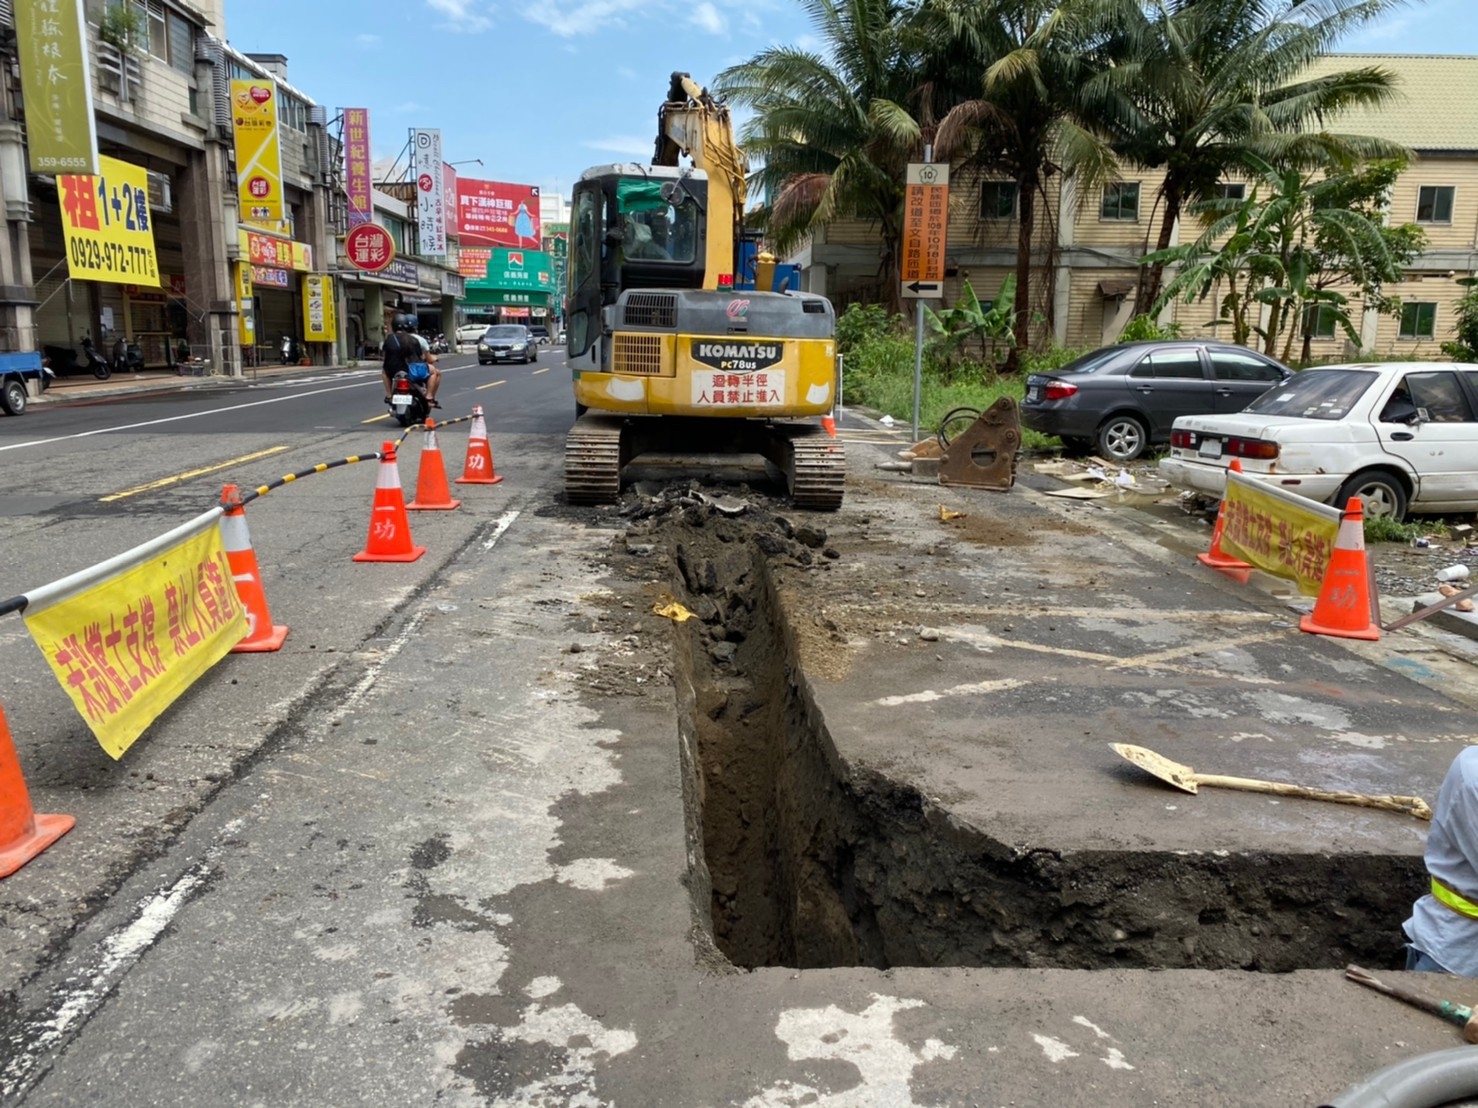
[231,79,285,225]
[57,155,160,286]
[302,274,336,341]
[235,263,256,347]
[412,128,446,256]
[16,0,98,173]
[343,108,372,228]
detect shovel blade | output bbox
[1111,743,1199,794]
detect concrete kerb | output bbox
[29,363,366,406]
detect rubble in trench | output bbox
[588,480,1420,974]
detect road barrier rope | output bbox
[239,453,382,506]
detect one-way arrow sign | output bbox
[901,279,942,299]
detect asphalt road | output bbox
[5,361,1478,1106]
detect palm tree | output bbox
[714,0,923,311]
[1095,0,1408,318]
[928,0,1124,370]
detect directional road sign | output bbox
[901,162,949,299]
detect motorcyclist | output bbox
[381,313,440,407]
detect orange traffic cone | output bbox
[0,705,74,878]
[353,442,426,563]
[455,405,502,486]
[220,484,288,652]
[1300,498,1380,641]
[1198,458,1253,584]
[822,414,837,438]
[408,420,462,511]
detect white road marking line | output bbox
[328,609,428,726]
[483,510,520,550]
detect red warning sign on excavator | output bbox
[901,162,949,298]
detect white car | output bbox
[456,324,490,344]
[1159,362,1478,520]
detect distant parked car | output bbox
[456,324,490,344]
[1021,341,1292,462]
[528,325,551,345]
[1160,362,1478,520]
[478,324,537,365]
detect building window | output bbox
[166,10,193,74]
[1400,301,1437,339]
[1417,186,1455,224]
[1303,304,1338,339]
[979,182,1017,221]
[1217,183,1246,202]
[1101,182,1140,222]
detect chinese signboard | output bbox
[901,162,948,299]
[412,128,446,255]
[343,107,372,228]
[1220,469,1341,597]
[239,229,312,271]
[58,156,160,286]
[16,0,98,173]
[22,509,246,759]
[443,163,459,238]
[456,179,541,248]
[692,371,786,409]
[302,274,337,341]
[251,266,290,289]
[373,257,420,287]
[235,263,255,346]
[458,247,491,280]
[468,248,553,290]
[345,222,395,273]
[230,79,285,224]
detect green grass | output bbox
[1364,514,1450,544]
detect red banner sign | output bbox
[343,107,372,228]
[456,178,541,248]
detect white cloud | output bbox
[617,66,639,81]
[425,0,491,32]
[690,0,726,35]
[355,33,380,47]
[522,0,654,38]
[584,134,656,158]
[393,101,425,114]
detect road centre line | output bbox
[1109,631,1290,669]
[531,367,550,375]
[476,380,507,390]
[0,381,370,454]
[361,412,392,424]
[99,446,291,502]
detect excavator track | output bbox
[784,426,846,512]
[565,415,625,505]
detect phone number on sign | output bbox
[68,239,159,280]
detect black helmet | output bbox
[392,313,417,333]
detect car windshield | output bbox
[486,326,526,339]
[1243,369,1378,420]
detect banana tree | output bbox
[923,275,1016,374]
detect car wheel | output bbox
[1335,470,1408,521]
[1096,415,1148,463]
[0,377,26,415]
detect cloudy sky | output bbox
[223,0,1476,208]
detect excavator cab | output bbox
[567,165,709,370]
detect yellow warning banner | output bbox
[23,512,246,759]
[1221,471,1342,597]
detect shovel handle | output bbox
[1194,775,1432,820]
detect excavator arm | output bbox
[655,72,747,289]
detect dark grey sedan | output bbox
[1021,341,1292,462]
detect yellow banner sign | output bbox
[235,263,256,346]
[57,155,160,286]
[23,513,246,759]
[302,274,336,341]
[1221,471,1342,597]
[239,229,313,272]
[230,78,284,224]
[16,0,99,173]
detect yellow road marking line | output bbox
[362,413,392,424]
[531,367,550,376]
[476,380,507,390]
[99,445,291,502]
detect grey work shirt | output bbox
[1404,746,1478,975]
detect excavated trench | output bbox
[635,490,1421,973]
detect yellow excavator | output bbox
[563,72,845,510]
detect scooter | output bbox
[279,335,303,365]
[386,368,430,428]
[110,338,145,375]
[43,340,111,379]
